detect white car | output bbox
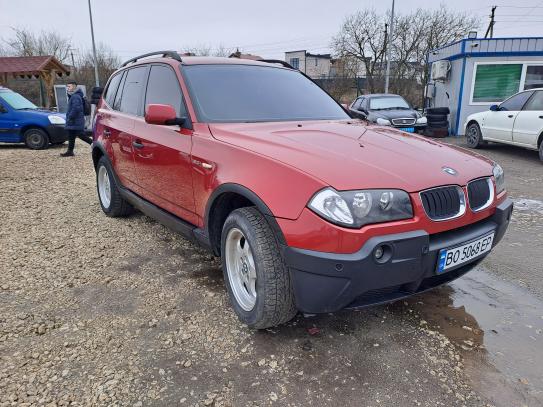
[464,88,543,162]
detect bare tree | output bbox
[75,43,121,92]
[181,44,233,57]
[332,5,480,103]
[3,27,72,63]
[331,9,388,93]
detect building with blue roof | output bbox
[427,37,543,136]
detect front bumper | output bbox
[46,125,68,143]
[281,198,513,314]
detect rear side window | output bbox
[113,71,127,111]
[119,66,148,116]
[524,91,543,111]
[499,91,533,111]
[104,72,123,107]
[144,65,186,117]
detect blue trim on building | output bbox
[454,41,467,137]
[443,51,543,62]
[429,37,543,55]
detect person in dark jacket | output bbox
[60,81,92,157]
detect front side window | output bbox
[472,64,522,103]
[119,66,148,116]
[183,64,349,123]
[0,91,37,110]
[369,96,410,110]
[499,91,533,111]
[524,65,543,90]
[523,91,543,111]
[144,65,186,117]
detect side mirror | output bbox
[0,105,7,113]
[145,104,185,126]
[489,104,499,111]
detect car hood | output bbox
[368,109,418,120]
[16,108,65,120]
[208,120,495,192]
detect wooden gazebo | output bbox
[0,56,71,108]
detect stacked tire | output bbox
[423,107,450,138]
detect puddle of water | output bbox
[410,267,543,406]
[512,198,543,216]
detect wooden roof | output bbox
[0,55,70,78]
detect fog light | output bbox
[374,246,384,259]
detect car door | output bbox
[483,91,534,142]
[132,63,196,223]
[0,100,20,142]
[107,66,149,190]
[512,90,543,148]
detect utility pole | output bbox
[87,0,100,87]
[384,0,395,94]
[484,6,497,39]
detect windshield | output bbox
[369,96,410,110]
[182,64,349,123]
[0,91,37,110]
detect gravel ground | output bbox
[0,139,540,406]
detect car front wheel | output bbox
[24,128,49,150]
[221,207,297,329]
[466,123,485,149]
[539,140,543,162]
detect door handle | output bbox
[103,129,111,137]
[507,115,514,118]
[132,140,144,149]
[539,116,543,119]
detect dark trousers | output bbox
[66,129,92,152]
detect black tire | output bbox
[221,207,297,329]
[426,107,450,115]
[96,156,133,217]
[426,113,448,122]
[466,122,484,149]
[427,120,449,128]
[539,140,543,162]
[24,128,49,150]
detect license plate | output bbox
[436,233,494,274]
[400,127,415,132]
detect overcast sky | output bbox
[1,0,543,61]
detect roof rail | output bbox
[258,59,295,69]
[121,50,182,67]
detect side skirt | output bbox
[118,186,213,252]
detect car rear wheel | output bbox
[221,207,297,329]
[539,140,543,162]
[466,123,485,149]
[96,156,133,217]
[24,128,49,150]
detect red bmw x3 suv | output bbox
[92,51,512,329]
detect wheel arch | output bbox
[92,142,107,169]
[205,184,286,256]
[20,124,49,138]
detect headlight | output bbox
[308,188,413,228]
[48,115,65,125]
[416,116,427,124]
[376,118,391,126]
[493,164,505,194]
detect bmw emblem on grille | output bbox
[442,166,458,176]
